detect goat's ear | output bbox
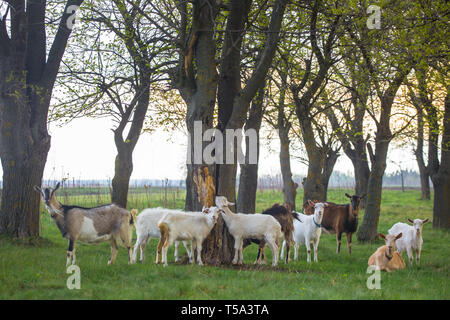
[54,182,61,192]
[345,193,351,198]
[422,218,429,224]
[407,218,414,224]
[33,185,42,194]
[307,200,314,207]
[395,232,403,240]
[378,233,386,239]
[227,201,235,206]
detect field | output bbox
[0,188,448,300]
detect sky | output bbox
[0,116,419,183]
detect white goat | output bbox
[280,202,327,263]
[388,218,429,266]
[157,206,221,266]
[215,196,284,267]
[132,207,193,264]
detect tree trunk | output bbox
[413,96,431,200]
[279,127,298,209]
[321,148,339,201]
[357,137,390,242]
[111,148,133,208]
[0,143,49,238]
[237,85,264,213]
[430,91,450,229]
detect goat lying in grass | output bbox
[157,206,221,266]
[216,196,284,266]
[34,183,137,265]
[368,233,406,272]
[132,207,193,264]
[280,202,327,263]
[388,218,429,266]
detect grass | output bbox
[0,188,448,299]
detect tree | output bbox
[351,0,447,241]
[290,0,342,202]
[53,0,173,208]
[0,0,84,238]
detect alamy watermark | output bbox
[366,265,381,290]
[66,264,81,290]
[66,5,79,30]
[187,121,258,165]
[367,5,381,30]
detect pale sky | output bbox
[0,116,418,183]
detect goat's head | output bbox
[407,218,429,236]
[215,196,234,209]
[345,193,365,212]
[303,199,318,215]
[313,202,328,223]
[204,206,221,225]
[34,182,60,212]
[378,232,402,256]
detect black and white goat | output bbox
[34,183,137,265]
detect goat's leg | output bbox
[416,247,421,265]
[232,237,241,265]
[108,240,119,265]
[174,241,180,262]
[132,236,142,264]
[285,242,290,264]
[306,240,312,263]
[196,238,204,266]
[139,236,150,263]
[313,238,320,262]
[191,240,197,264]
[346,232,352,255]
[336,233,342,254]
[266,238,279,267]
[294,242,299,261]
[238,239,245,265]
[183,240,192,261]
[66,239,75,266]
[406,247,413,267]
[280,240,286,260]
[162,236,173,267]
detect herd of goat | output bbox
[34,183,429,272]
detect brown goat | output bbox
[252,203,301,264]
[368,233,406,272]
[303,193,365,254]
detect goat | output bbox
[34,183,137,265]
[280,202,327,263]
[388,218,429,266]
[303,193,365,254]
[253,203,301,265]
[156,206,221,266]
[368,233,406,272]
[215,196,284,267]
[132,207,194,264]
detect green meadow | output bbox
[0,188,448,299]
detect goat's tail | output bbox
[130,209,138,225]
[157,222,170,253]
